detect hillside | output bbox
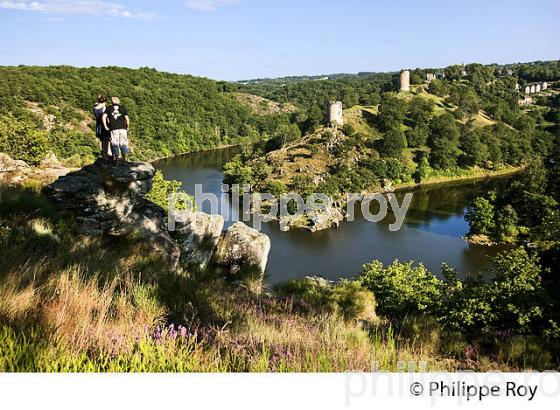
[224,84,546,208]
[0,66,294,165]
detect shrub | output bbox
[0,113,49,165]
[440,249,545,333]
[359,260,442,318]
[263,180,287,197]
[145,170,194,212]
[251,158,271,183]
[222,155,253,185]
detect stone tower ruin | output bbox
[399,69,410,92]
[327,101,344,127]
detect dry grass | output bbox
[0,183,549,372]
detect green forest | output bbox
[0,65,295,164]
[225,61,559,203]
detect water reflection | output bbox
[156,147,513,284]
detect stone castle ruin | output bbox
[399,69,410,92]
[327,101,343,127]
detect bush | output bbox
[0,113,49,165]
[359,260,442,318]
[145,170,194,212]
[223,155,253,186]
[440,249,545,333]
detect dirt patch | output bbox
[233,93,297,115]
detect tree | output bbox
[449,87,480,119]
[251,158,271,183]
[427,79,449,97]
[407,96,435,126]
[430,138,461,169]
[145,170,193,212]
[265,123,301,152]
[406,123,429,148]
[414,155,432,182]
[290,174,315,198]
[377,94,407,131]
[0,113,48,165]
[359,260,442,318]
[486,248,544,333]
[459,126,488,167]
[465,197,495,235]
[380,128,407,158]
[223,155,253,185]
[428,113,461,169]
[444,64,464,81]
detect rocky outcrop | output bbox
[44,159,272,276]
[0,152,70,184]
[307,205,345,232]
[213,222,271,278]
[46,159,179,264]
[466,234,497,247]
[172,210,224,269]
[0,153,31,174]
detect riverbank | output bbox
[278,165,525,233]
[392,165,525,193]
[149,144,240,164]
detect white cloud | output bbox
[0,0,160,21]
[184,0,238,12]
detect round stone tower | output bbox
[327,101,343,127]
[399,69,410,92]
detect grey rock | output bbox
[213,222,271,278]
[47,159,179,265]
[0,153,31,174]
[307,204,344,232]
[172,210,224,269]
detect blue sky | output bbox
[0,0,559,80]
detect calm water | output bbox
[156,147,511,284]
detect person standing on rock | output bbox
[102,96,130,163]
[92,95,111,159]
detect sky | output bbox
[0,0,559,81]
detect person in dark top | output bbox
[92,95,111,159]
[102,96,130,163]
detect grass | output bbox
[0,182,555,372]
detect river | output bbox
[155,146,511,284]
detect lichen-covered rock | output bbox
[0,152,70,184]
[0,153,31,173]
[172,210,224,269]
[307,205,344,232]
[46,159,179,264]
[213,222,271,278]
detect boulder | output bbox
[0,153,30,174]
[39,152,62,169]
[307,205,344,232]
[213,222,271,278]
[0,152,70,184]
[38,153,71,179]
[46,159,179,264]
[172,210,224,269]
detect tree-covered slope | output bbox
[0,66,294,164]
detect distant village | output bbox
[397,65,555,107]
[325,64,556,127]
